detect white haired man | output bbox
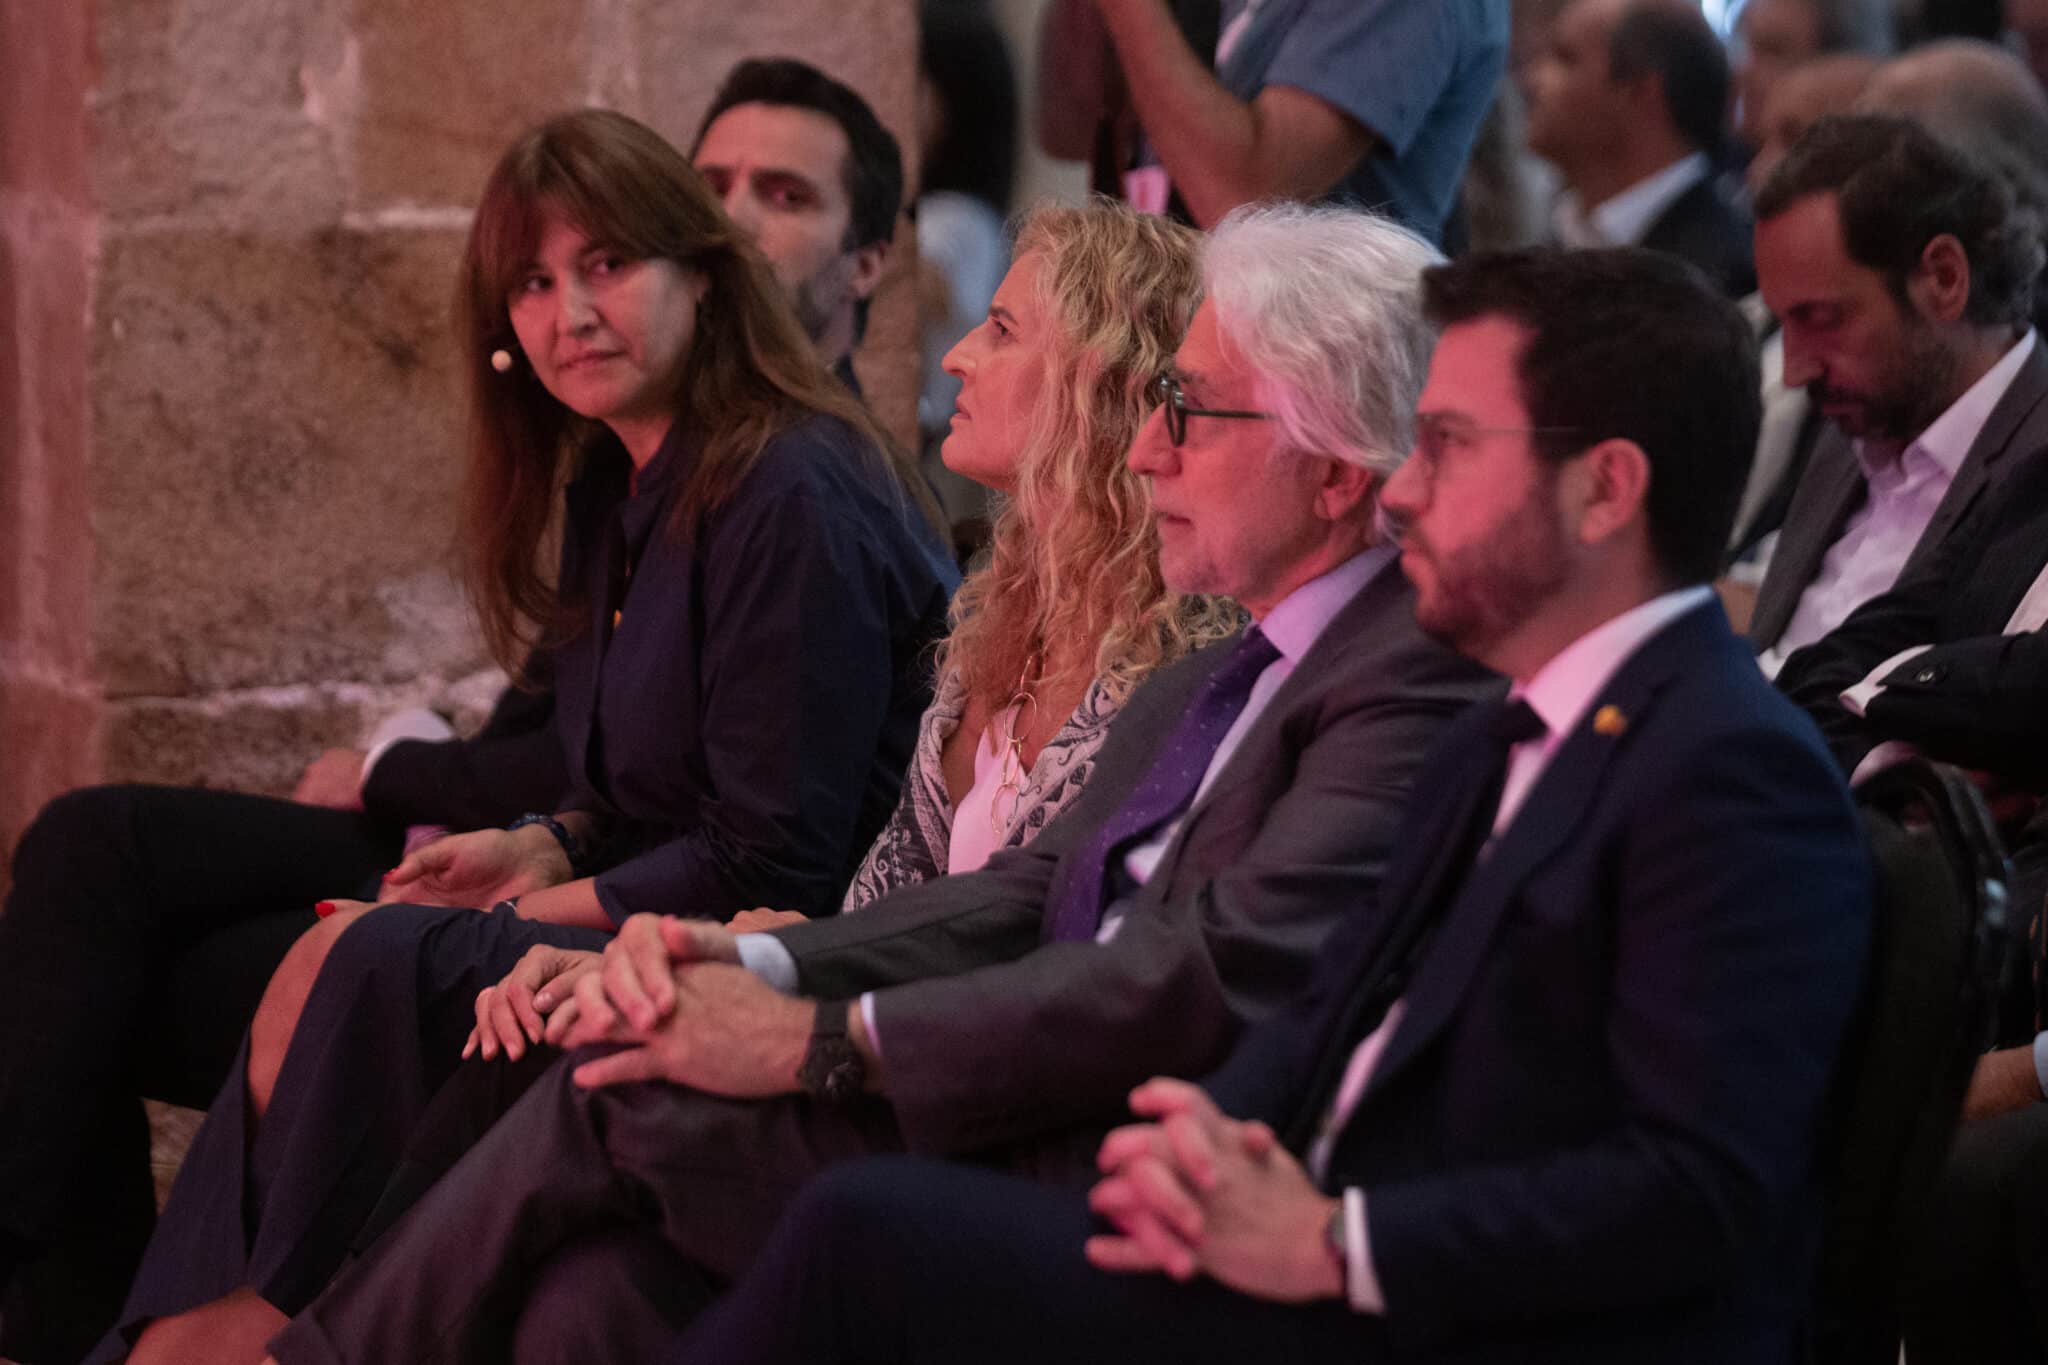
[257,203,1502,1365]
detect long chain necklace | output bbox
[990,651,1044,836]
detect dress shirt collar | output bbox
[1857,328,2037,482]
[1552,153,1709,249]
[1513,585,1716,741]
[1254,543,1400,665]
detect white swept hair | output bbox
[1199,201,1442,485]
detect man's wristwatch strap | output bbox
[799,997,867,1104]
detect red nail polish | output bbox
[315,901,337,918]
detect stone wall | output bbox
[2,0,920,886]
[0,2,100,898]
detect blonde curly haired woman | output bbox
[840,196,1239,908]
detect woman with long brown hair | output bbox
[95,108,956,1364]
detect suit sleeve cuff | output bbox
[1839,644,1934,717]
[1344,1187,1386,1315]
[358,709,457,795]
[2031,1031,2048,1101]
[735,933,800,995]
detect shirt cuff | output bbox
[359,707,457,791]
[1342,1187,1385,1315]
[1839,644,1935,717]
[2031,1031,2048,1101]
[859,991,885,1065]
[734,933,800,995]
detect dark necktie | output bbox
[1374,694,1546,982]
[1047,627,1284,943]
[1283,695,1547,1155]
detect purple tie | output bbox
[1047,627,1284,943]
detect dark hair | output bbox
[694,57,905,251]
[919,0,1019,212]
[1422,247,1761,587]
[458,109,930,667]
[1755,113,2043,328]
[1609,1,1730,156]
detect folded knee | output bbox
[9,785,142,890]
[248,909,374,1111]
[268,908,368,1007]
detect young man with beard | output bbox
[663,246,1874,1365]
[690,57,902,388]
[1746,113,2048,669]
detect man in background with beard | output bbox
[1744,113,2048,669]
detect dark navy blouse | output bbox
[551,412,957,925]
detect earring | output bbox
[490,348,515,373]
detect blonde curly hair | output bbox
[939,198,1238,715]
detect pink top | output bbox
[945,702,1025,875]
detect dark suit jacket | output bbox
[358,651,568,831]
[770,559,1501,1159]
[1640,174,1755,298]
[1749,341,2048,652]
[1206,602,1872,1362]
[1778,441,2048,780]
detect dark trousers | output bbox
[89,904,608,1364]
[269,1051,906,1365]
[1902,1102,2048,1364]
[673,1156,1385,1365]
[0,784,398,1362]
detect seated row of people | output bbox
[55,101,1281,1361]
[228,201,1877,1363]
[0,56,923,1364]
[7,90,2047,1365]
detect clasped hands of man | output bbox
[444,903,1353,1307]
[461,911,824,1097]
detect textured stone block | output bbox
[350,0,591,209]
[91,224,488,701]
[624,0,918,147]
[93,0,349,230]
[103,672,472,796]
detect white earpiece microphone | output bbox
[490,348,515,373]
